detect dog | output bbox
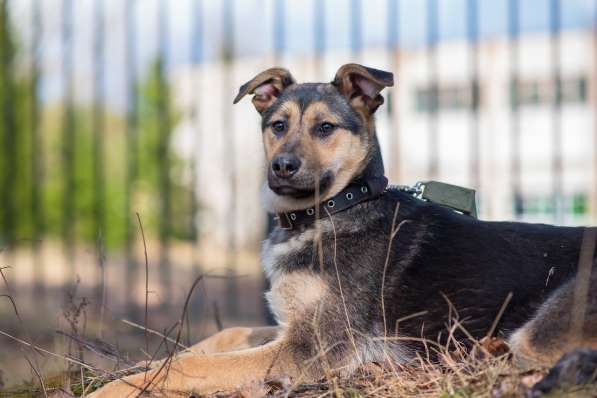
[90,64,597,397]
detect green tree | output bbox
[136,58,193,242]
[0,2,193,249]
[0,0,33,245]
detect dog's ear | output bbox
[332,63,394,114]
[233,67,296,114]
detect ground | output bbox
[1,337,596,398]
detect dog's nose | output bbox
[272,154,301,179]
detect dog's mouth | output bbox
[268,172,334,199]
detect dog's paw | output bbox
[528,348,597,397]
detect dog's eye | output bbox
[318,122,335,136]
[272,121,286,134]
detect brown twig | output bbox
[120,319,189,351]
[381,203,403,339]
[486,292,513,339]
[0,329,96,371]
[0,267,48,391]
[135,274,204,397]
[136,212,150,358]
[324,207,361,364]
[24,355,48,397]
[569,227,596,343]
[96,230,107,340]
[212,301,223,331]
[56,330,137,367]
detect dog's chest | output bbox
[266,271,328,325]
[262,228,328,325]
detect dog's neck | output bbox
[261,135,386,214]
[357,135,386,193]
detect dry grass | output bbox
[2,279,597,398]
[2,332,596,398]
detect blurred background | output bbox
[0,0,595,387]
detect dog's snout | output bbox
[272,154,301,179]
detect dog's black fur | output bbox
[267,137,594,360]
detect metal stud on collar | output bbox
[361,186,368,193]
[346,192,354,200]
[290,213,297,220]
[327,200,335,208]
[306,208,314,215]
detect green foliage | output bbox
[0,0,33,244]
[0,5,193,248]
[136,58,193,242]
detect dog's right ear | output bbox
[233,68,295,114]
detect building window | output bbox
[515,193,588,218]
[415,86,438,113]
[415,82,478,113]
[561,77,587,103]
[510,76,587,107]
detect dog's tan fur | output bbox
[89,271,327,396]
[266,271,328,326]
[93,339,298,397]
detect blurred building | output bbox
[172,29,595,249]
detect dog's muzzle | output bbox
[268,170,334,199]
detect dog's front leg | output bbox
[138,326,281,370]
[88,338,304,397]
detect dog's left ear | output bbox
[332,63,394,114]
[233,67,296,114]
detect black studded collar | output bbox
[275,176,389,230]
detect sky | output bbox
[7,0,596,109]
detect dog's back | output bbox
[379,189,593,354]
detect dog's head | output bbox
[234,64,393,212]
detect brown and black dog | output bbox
[90,64,597,397]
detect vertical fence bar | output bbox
[261,0,287,324]
[61,0,75,274]
[350,0,362,60]
[189,0,203,325]
[261,0,285,325]
[124,0,138,316]
[273,0,285,64]
[594,0,597,223]
[190,0,202,274]
[549,0,563,223]
[92,0,106,307]
[508,0,522,218]
[30,0,44,297]
[467,0,480,191]
[387,0,399,181]
[157,0,172,308]
[427,0,439,179]
[0,0,16,249]
[313,0,325,78]
[222,0,238,318]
